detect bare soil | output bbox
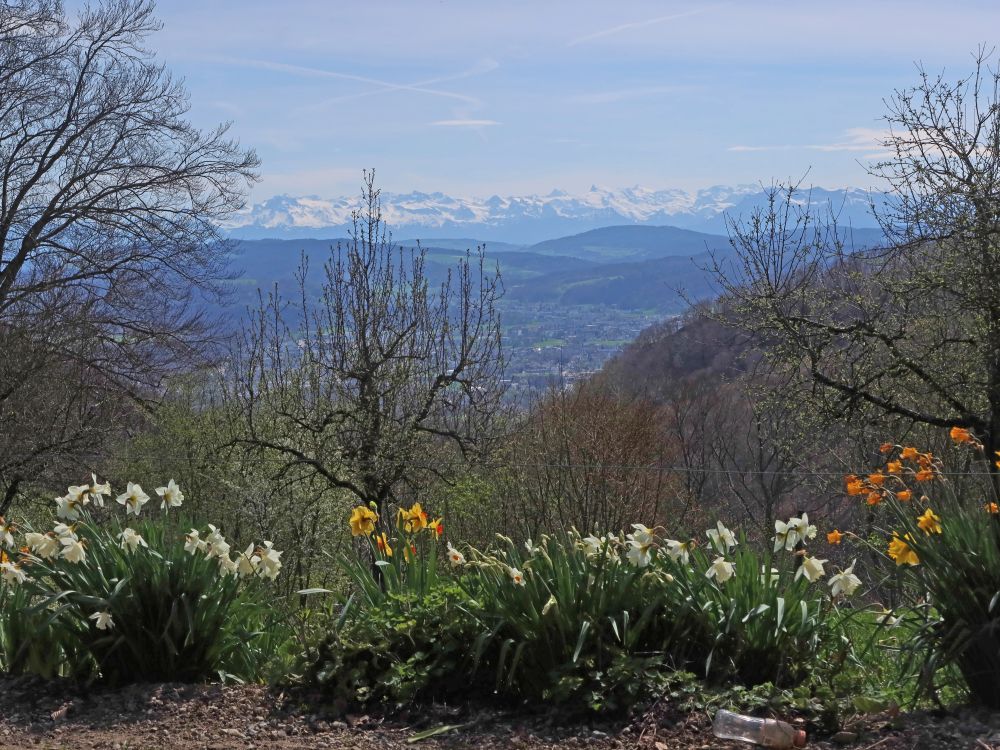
[2,675,999,750]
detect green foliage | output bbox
[308,522,843,715]
[845,437,1000,708]
[307,583,484,708]
[21,514,285,684]
[0,580,90,678]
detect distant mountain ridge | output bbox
[225,185,887,244]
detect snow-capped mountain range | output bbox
[225,185,884,243]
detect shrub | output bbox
[841,430,1000,707]
[307,506,851,714]
[2,476,287,683]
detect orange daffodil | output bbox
[827,529,843,545]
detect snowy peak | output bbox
[225,185,881,243]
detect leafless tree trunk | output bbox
[0,1,259,506]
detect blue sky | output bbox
[138,0,999,200]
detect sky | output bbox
[128,0,1000,201]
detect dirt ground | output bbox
[2,675,1000,750]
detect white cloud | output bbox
[213,56,480,104]
[569,85,692,104]
[431,119,500,127]
[568,6,724,46]
[728,127,891,153]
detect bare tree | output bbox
[0,0,259,510]
[497,383,680,538]
[711,50,1000,481]
[225,172,506,521]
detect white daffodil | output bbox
[115,482,150,517]
[184,529,206,555]
[65,485,90,506]
[60,536,87,564]
[89,610,114,630]
[88,474,111,506]
[508,566,526,586]
[581,535,604,557]
[796,555,827,583]
[118,527,148,553]
[629,524,656,547]
[55,495,83,521]
[236,544,260,577]
[257,541,282,579]
[524,538,541,555]
[664,539,694,565]
[155,479,184,510]
[875,609,898,627]
[773,518,798,552]
[706,521,737,553]
[218,554,239,577]
[446,542,466,566]
[790,513,817,543]
[829,560,862,598]
[706,556,735,583]
[0,561,27,585]
[0,518,14,548]
[626,540,652,568]
[53,523,77,540]
[24,531,60,559]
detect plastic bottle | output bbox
[712,709,807,748]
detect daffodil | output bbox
[950,426,973,443]
[118,527,148,553]
[87,474,111,506]
[900,446,919,460]
[89,610,114,630]
[24,531,60,559]
[987,502,1000,514]
[397,502,428,533]
[917,507,942,534]
[888,533,919,566]
[155,479,184,510]
[508,566,526,586]
[257,541,282,579]
[55,494,83,521]
[218,554,239,577]
[790,513,817,543]
[896,490,913,502]
[446,542,465,566]
[829,560,862,598]
[52,523,77,540]
[349,505,378,537]
[875,609,898,627]
[630,524,656,547]
[184,529,206,555]
[626,539,652,568]
[706,521,737,553]
[581,535,605,557]
[429,517,444,537]
[827,529,843,545]
[0,517,14,548]
[376,532,393,557]
[60,536,87,564]
[663,538,694,565]
[0,560,27,585]
[236,544,260,577]
[795,554,827,583]
[773,519,797,552]
[115,482,150,516]
[706,556,735,583]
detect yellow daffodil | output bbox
[397,502,428,533]
[917,508,942,534]
[349,505,378,537]
[888,533,919,566]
